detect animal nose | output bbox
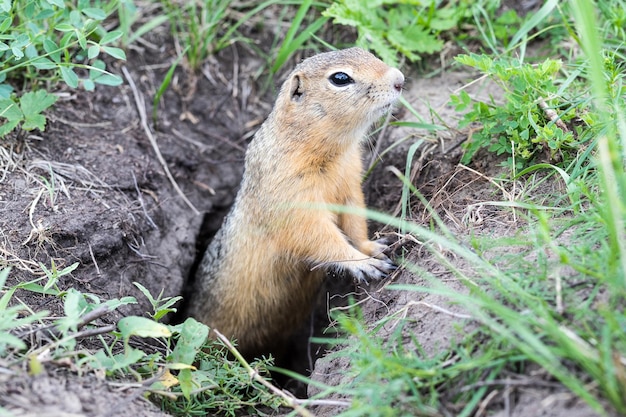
[390,68,405,92]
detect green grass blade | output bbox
[272,15,329,73]
[125,15,169,46]
[571,0,626,287]
[152,47,188,128]
[508,0,559,50]
[400,140,423,234]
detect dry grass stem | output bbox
[121,66,200,215]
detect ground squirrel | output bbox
[188,47,404,357]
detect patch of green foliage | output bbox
[160,0,332,74]
[0,0,126,137]
[323,0,469,66]
[449,54,591,167]
[0,90,58,136]
[448,0,626,168]
[161,0,231,71]
[153,323,280,416]
[323,0,517,66]
[0,267,283,416]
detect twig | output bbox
[29,306,115,342]
[71,324,117,339]
[22,187,45,245]
[457,164,513,201]
[213,329,316,417]
[76,305,112,330]
[121,66,200,215]
[88,242,101,276]
[538,99,569,132]
[554,264,563,315]
[50,115,112,128]
[475,389,499,417]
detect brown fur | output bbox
[188,47,404,357]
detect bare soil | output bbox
[0,27,602,417]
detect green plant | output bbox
[337,0,626,405]
[570,0,626,287]
[114,0,169,48]
[0,90,57,136]
[161,0,331,73]
[469,0,562,55]
[323,0,511,67]
[133,282,182,321]
[0,268,49,355]
[450,54,592,167]
[323,0,460,66]
[324,188,626,416]
[0,264,137,361]
[161,0,232,71]
[271,0,329,74]
[0,266,290,416]
[38,259,79,293]
[317,310,511,417]
[0,260,77,302]
[597,0,626,47]
[471,7,522,52]
[153,320,282,416]
[152,46,187,128]
[86,314,283,416]
[0,0,126,137]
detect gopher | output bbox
[189,47,404,357]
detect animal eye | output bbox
[329,72,354,86]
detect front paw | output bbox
[342,256,396,285]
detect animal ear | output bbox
[289,73,305,102]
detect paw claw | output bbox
[345,256,396,285]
